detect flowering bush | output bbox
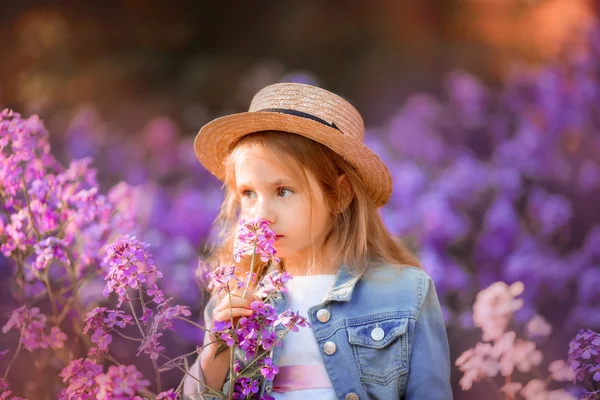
[456,281,577,399]
[568,329,600,399]
[0,109,309,399]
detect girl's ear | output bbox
[335,174,354,213]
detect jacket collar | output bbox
[323,262,362,303]
[261,262,362,303]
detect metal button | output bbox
[323,341,336,355]
[316,308,331,323]
[271,293,282,300]
[370,327,385,341]
[345,393,359,400]
[277,330,285,338]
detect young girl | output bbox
[183,83,452,399]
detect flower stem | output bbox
[237,325,293,377]
[3,327,24,380]
[227,292,235,400]
[127,294,147,339]
[242,248,257,299]
[173,315,212,333]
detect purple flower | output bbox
[260,358,279,381]
[58,358,103,399]
[94,364,150,400]
[156,389,179,399]
[567,328,600,384]
[274,310,310,332]
[32,237,70,271]
[102,235,162,307]
[137,332,165,360]
[233,218,280,263]
[2,306,67,351]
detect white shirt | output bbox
[271,274,337,400]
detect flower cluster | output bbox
[233,218,280,263]
[2,306,67,351]
[102,235,162,306]
[58,358,150,400]
[456,282,574,398]
[568,329,600,398]
[206,219,308,398]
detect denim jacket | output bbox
[183,264,453,400]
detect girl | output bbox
[183,83,452,399]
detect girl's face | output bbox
[233,146,332,271]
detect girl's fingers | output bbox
[213,307,254,322]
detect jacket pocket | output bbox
[347,316,409,385]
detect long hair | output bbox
[199,131,420,283]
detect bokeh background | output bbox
[2,0,600,398]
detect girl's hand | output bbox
[211,288,262,328]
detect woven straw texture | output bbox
[194,82,392,207]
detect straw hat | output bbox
[194,82,392,207]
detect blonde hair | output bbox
[200,131,420,282]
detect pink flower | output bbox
[94,364,150,400]
[455,342,500,390]
[472,281,524,342]
[548,360,575,382]
[91,328,113,351]
[2,306,66,351]
[260,357,279,381]
[58,358,103,399]
[233,218,280,263]
[525,315,552,339]
[156,389,179,399]
[102,235,162,307]
[137,332,165,360]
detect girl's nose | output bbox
[254,198,276,224]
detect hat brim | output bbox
[194,111,392,207]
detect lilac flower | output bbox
[525,315,552,339]
[155,304,191,331]
[235,377,260,396]
[137,332,165,360]
[274,310,310,332]
[156,389,179,399]
[260,357,279,381]
[233,218,280,263]
[102,235,162,307]
[0,378,12,400]
[568,329,600,384]
[472,282,524,342]
[147,283,165,304]
[31,237,70,271]
[91,328,113,351]
[58,358,103,399]
[207,265,240,293]
[94,364,150,400]
[2,306,67,351]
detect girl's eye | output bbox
[242,190,256,199]
[277,187,294,197]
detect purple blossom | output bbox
[102,235,162,307]
[568,329,600,385]
[94,364,150,400]
[137,332,165,360]
[156,389,179,399]
[58,358,103,399]
[274,310,310,332]
[260,357,279,381]
[32,237,69,271]
[233,218,280,263]
[2,306,67,351]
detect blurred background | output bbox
[2,0,600,398]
